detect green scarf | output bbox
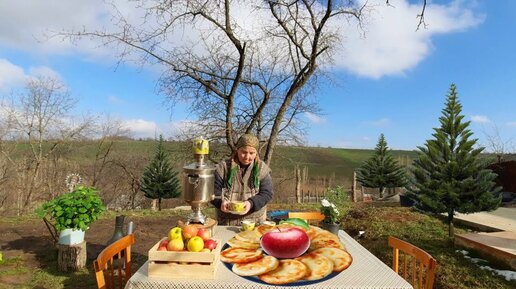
[227,159,261,189]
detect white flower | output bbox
[321,199,331,207]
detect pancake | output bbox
[220,247,263,264]
[257,224,276,235]
[227,237,261,250]
[311,247,352,272]
[305,226,319,240]
[296,252,334,280]
[309,231,346,251]
[232,255,279,276]
[258,259,308,285]
[235,229,262,244]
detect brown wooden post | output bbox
[352,170,358,202]
[57,241,87,271]
[295,165,301,203]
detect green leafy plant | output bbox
[37,186,105,232]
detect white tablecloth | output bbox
[125,226,413,289]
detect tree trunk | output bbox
[158,198,162,211]
[57,241,87,272]
[447,210,455,237]
[379,187,385,198]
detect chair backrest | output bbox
[388,236,437,289]
[94,234,135,289]
[288,212,325,225]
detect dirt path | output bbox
[0,214,180,288]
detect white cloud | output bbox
[305,112,326,124]
[471,115,491,123]
[121,119,159,139]
[0,0,483,79]
[0,59,63,91]
[332,0,484,78]
[28,66,63,80]
[0,59,26,89]
[368,118,392,127]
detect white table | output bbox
[125,226,413,289]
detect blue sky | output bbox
[0,0,515,151]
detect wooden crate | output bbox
[148,237,222,279]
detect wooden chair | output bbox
[94,234,135,289]
[288,211,325,225]
[388,236,437,289]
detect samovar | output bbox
[182,138,216,224]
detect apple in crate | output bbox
[204,239,217,250]
[187,236,204,252]
[168,227,182,240]
[182,225,199,240]
[197,228,211,241]
[167,238,185,251]
[260,227,310,258]
[158,239,169,251]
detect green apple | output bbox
[187,236,204,252]
[168,227,182,240]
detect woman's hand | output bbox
[220,200,231,213]
[243,200,253,214]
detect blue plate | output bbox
[221,244,339,286]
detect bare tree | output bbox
[90,116,130,186]
[2,76,91,212]
[483,124,515,163]
[60,0,365,164]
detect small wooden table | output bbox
[125,226,413,289]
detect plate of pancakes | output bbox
[220,223,353,285]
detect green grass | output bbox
[342,204,516,289]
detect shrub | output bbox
[36,186,105,231]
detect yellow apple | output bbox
[167,237,184,251]
[168,227,182,240]
[187,236,204,252]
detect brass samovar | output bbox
[182,138,216,225]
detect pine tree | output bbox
[407,84,501,237]
[140,135,181,210]
[356,134,407,198]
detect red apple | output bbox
[260,227,310,259]
[158,239,169,251]
[197,228,211,241]
[204,239,217,250]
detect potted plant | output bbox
[37,185,105,245]
[320,198,340,235]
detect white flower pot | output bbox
[58,228,85,245]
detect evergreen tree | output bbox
[356,134,407,198]
[140,135,181,210]
[408,84,501,237]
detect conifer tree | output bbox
[356,134,407,198]
[140,135,181,210]
[408,84,501,237]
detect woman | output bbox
[211,134,273,225]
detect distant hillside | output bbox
[270,145,417,184]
